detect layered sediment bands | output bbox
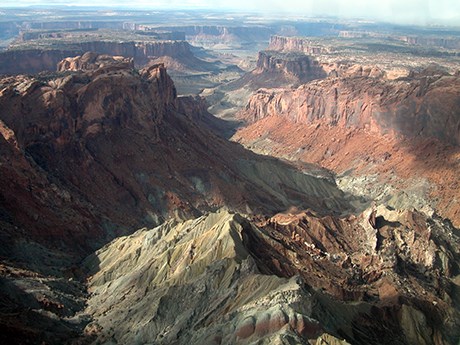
[0,49,78,75]
[157,25,275,44]
[84,208,460,345]
[268,35,331,55]
[246,206,460,344]
[235,68,460,225]
[223,50,328,95]
[0,40,195,74]
[78,40,194,65]
[399,35,460,49]
[83,210,326,344]
[240,72,460,146]
[57,52,134,72]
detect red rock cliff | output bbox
[241,71,460,146]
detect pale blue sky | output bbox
[0,0,459,25]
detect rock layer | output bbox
[235,64,460,226]
[268,35,331,55]
[83,209,325,344]
[240,69,460,145]
[0,40,203,75]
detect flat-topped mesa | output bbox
[398,35,460,49]
[156,25,275,44]
[268,35,330,55]
[77,40,193,65]
[255,50,327,83]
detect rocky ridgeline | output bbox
[0,52,353,253]
[83,207,460,345]
[0,53,365,344]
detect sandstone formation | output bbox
[240,69,460,145]
[83,210,325,344]
[57,52,134,72]
[268,35,331,55]
[265,35,460,76]
[0,53,366,343]
[156,25,275,48]
[242,50,327,88]
[398,35,460,50]
[1,14,460,344]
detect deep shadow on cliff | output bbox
[0,53,358,259]
[0,52,367,344]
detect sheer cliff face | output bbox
[241,72,460,146]
[0,59,177,251]
[254,50,327,85]
[0,40,195,75]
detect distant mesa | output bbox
[0,30,214,75]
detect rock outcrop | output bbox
[83,207,460,345]
[0,53,363,343]
[57,52,134,72]
[255,50,327,85]
[235,65,460,226]
[83,209,325,344]
[157,25,275,46]
[224,50,327,91]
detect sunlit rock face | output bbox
[83,207,460,345]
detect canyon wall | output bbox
[241,70,460,146]
[157,25,275,43]
[0,53,352,253]
[0,40,194,75]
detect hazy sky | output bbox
[1,0,459,25]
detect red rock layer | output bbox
[242,206,460,344]
[235,68,460,225]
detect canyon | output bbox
[1,7,460,345]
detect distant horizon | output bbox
[0,0,459,26]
